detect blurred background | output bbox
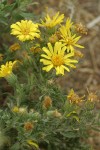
[0,0,100,149]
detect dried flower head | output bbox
[40,42,78,75]
[74,50,84,58]
[47,79,54,85]
[55,31,62,40]
[87,92,98,102]
[24,122,33,131]
[41,12,64,28]
[43,96,52,109]
[9,43,20,52]
[30,46,41,53]
[22,52,31,60]
[49,34,59,43]
[67,89,84,104]
[75,23,88,35]
[11,20,40,41]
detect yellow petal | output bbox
[48,43,53,54]
[42,47,52,56]
[40,59,52,65]
[42,64,53,72]
[41,54,51,59]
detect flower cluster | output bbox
[12,13,83,75]
[0,12,84,79]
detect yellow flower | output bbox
[41,12,64,28]
[0,61,17,78]
[59,19,84,52]
[40,42,78,75]
[11,20,40,42]
[59,18,73,37]
[65,18,73,31]
[9,43,20,52]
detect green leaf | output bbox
[3,3,16,12]
[10,143,20,150]
[20,12,35,20]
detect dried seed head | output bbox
[30,46,41,53]
[87,92,98,102]
[22,52,30,59]
[24,122,33,131]
[55,31,62,40]
[9,43,20,52]
[67,89,84,105]
[75,23,88,35]
[47,79,54,85]
[42,96,52,109]
[74,50,84,58]
[49,34,59,43]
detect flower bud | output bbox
[9,43,20,52]
[12,106,19,113]
[49,34,58,43]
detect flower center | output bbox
[51,54,64,66]
[66,37,74,45]
[22,28,30,35]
